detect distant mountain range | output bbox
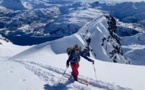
[1,0,145,65]
[0,0,145,45]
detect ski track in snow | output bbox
[9,59,131,90]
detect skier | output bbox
[66,44,94,81]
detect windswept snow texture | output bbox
[0,33,145,90]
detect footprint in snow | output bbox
[21,79,26,82]
[9,70,13,73]
[9,66,14,68]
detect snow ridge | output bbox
[10,15,127,63]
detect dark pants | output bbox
[70,64,79,81]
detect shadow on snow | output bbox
[44,80,74,90]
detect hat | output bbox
[74,44,81,51]
[74,44,79,49]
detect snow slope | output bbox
[0,0,145,45]
[0,15,142,90]
[0,60,46,90]
[0,35,32,59]
[0,38,145,90]
[0,21,144,90]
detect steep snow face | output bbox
[11,15,127,63]
[0,0,26,10]
[77,15,126,63]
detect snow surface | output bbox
[0,16,145,90]
[0,39,145,90]
[0,1,145,89]
[0,37,32,59]
[121,33,145,65]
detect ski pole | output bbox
[92,63,97,81]
[59,67,68,83]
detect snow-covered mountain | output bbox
[1,1,145,45]
[10,14,127,63]
[0,0,128,63]
[0,1,145,89]
[91,1,145,36]
[0,0,101,45]
[0,0,145,65]
[0,23,145,90]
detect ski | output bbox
[64,75,89,86]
